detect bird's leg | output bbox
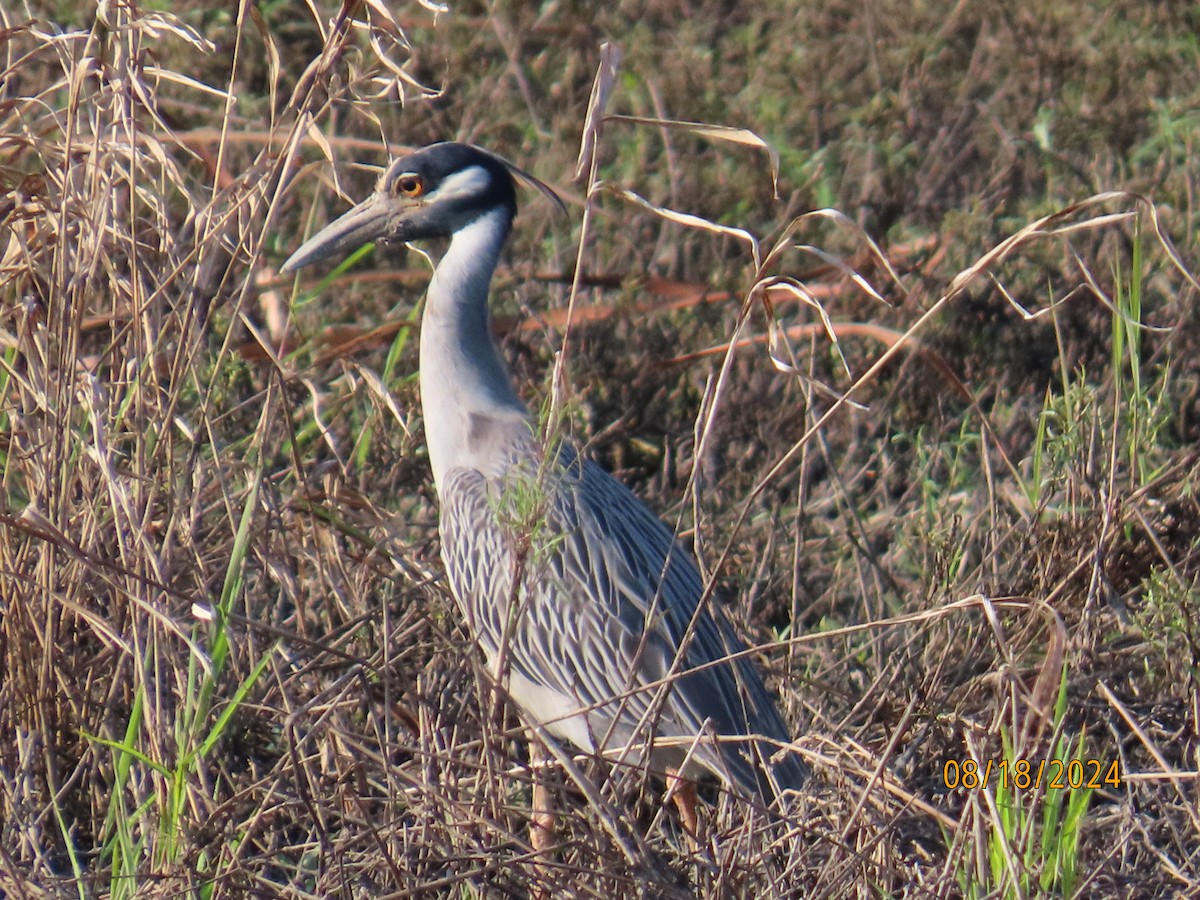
[529,739,556,895]
[666,768,701,849]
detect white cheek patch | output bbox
[427,165,492,203]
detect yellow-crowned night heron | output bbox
[281,142,805,835]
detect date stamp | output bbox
[943,757,1122,791]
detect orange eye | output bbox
[395,174,424,198]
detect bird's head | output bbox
[281,142,558,273]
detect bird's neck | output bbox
[419,206,529,493]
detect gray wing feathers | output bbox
[570,453,807,796]
[438,442,806,800]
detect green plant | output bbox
[959,669,1096,899]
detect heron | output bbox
[280,141,806,848]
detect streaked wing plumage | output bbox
[440,436,806,799]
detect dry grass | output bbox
[2,1,1200,897]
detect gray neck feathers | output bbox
[419,205,530,492]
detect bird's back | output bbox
[438,421,806,801]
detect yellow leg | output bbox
[667,769,701,847]
[529,741,556,898]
